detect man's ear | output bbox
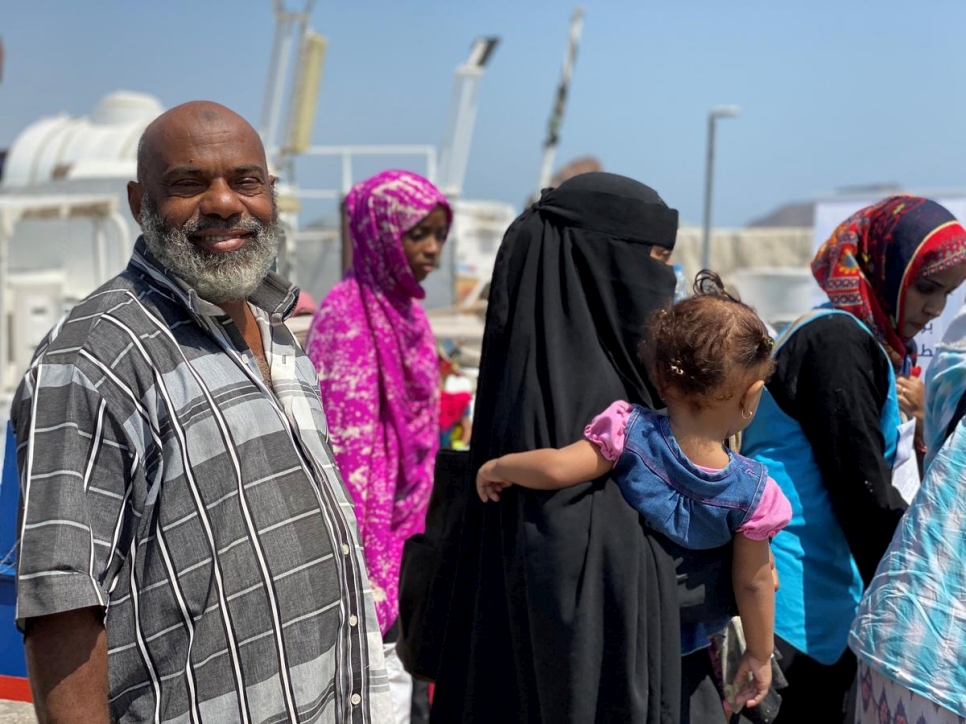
[127,181,144,227]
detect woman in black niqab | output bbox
[431,172,683,723]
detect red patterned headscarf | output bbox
[812,196,966,369]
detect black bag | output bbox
[397,449,471,680]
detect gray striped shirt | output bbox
[12,239,393,723]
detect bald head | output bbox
[136,101,266,185]
[127,99,274,231]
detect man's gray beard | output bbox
[140,195,281,305]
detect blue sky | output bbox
[2,1,966,226]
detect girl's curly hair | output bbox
[639,270,775,408]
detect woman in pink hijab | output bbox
[305,170,450,721]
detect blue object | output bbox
[672,263,689,303]
[1,422,27,679]
[742,309,900,665]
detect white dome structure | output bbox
[1,91,164,189]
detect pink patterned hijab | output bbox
[305,170,449,633]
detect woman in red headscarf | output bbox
[742,196,966,722]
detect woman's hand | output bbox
[476,460,512,502]
[896,375,925,429]
[731,652,772,709]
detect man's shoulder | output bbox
[33,268,175,367]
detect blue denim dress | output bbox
[613,406,770,653]
[614,406,768,550]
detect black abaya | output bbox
[430,173,683,723]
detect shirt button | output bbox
[342,544,350,554]
[348,614,358,627]
[350,693,361,706]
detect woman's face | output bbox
[403,205,449,282]
[902,263,966,338]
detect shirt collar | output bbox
[129,236,300,322]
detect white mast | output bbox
[535,7,585,195]
[437,37,500,199]
[260,0,317,171]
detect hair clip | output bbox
[669,364,685,376]
[762,337,775,350]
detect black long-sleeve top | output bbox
[768,313,907,585]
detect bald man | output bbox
[11,102,393,723]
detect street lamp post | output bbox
[700,105,740,271]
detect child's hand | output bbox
[476,460,512,502]
[731,651,771,709]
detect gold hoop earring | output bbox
[741,409,753,420]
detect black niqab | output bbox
[431,173,683,723]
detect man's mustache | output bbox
[179,215,265,235]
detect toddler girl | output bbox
[477,271,792,710]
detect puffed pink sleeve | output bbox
[583,400,633,464]
[737,477,792,541]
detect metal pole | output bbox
[437,72,463,194]
[277,1,317,162]
[277,219,297,285]
[437,37,498,197]
[341,150,352,195]
[425,147,438,185]
[700,113,717,271]
[93,218,108,285]
[0,211,9,397]
[450,71,481,197]
[449,206,459,308]
[266,16,294,165]
[260,2,286,140]
[340,196,352,275]
[109,211,130,263]
[536,7,585,194]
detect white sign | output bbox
[812,195,966,373]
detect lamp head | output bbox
[710,105,741,119]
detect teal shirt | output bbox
[742,309,900,665]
